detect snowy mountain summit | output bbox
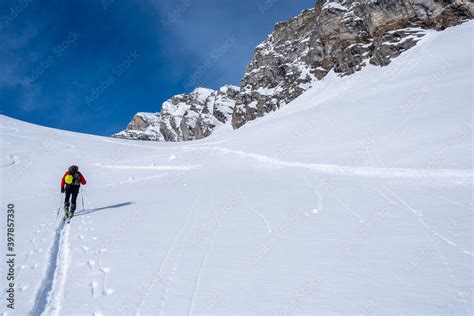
[114,85,239,141]
[115,0,473,141]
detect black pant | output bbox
[64,185,80,212]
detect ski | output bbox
[63,214,73,223]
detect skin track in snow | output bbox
[30,220,71,316]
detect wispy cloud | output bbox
[1,0,315,135]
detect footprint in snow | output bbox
[103,288,114,296]
[78,235,84,240]
[82,246,89,252]
[90,281,98,298]
[87,260,96,270]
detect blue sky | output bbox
[0,0,315,136]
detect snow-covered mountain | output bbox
[1,20,472,315]
[114,85,239,141]
[116,0,473,140]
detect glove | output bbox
[61,188,65,193]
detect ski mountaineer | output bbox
[60,165,87,219]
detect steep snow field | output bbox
[1,21,472,315]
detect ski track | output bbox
[112,149,196,164]
[158,190,202,316]
[187,207,219,316]
[0,125,19,133]
[331,194,365,223]
[199,146,473,182]
[0,153,19,167]
[6,174,167,202]
[4,205,59,301]
[30,218,71,316]
[94,163,200,171]
[248,206,273,233]
[384,186,474,258]
[7,143,470,202]
[424,189,464,207]
[135,189,203,315]
[6,132,75,151]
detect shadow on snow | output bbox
[75,202,135,217]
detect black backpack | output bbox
[66,165,81,186]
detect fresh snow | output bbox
[219,85,240,94]
[323,2,348,11]
[0,21,473,315]
[191,87,214,103]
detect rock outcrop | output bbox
[114,85,239,141]
[115,0,473,140]
[231,0,473,128]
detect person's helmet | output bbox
[68,165,79,174]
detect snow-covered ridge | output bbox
[115,0,473,140]
[114,85,240,141]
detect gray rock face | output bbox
[113,85,239,141]
[231,0,473,128]
[115,0,472,141]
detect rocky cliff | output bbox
[114,85,239,141]
[115,0,473,140]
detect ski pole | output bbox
[56,192,63,218]
[81,188,85,212]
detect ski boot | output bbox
[64,205,71,221]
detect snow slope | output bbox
[1,21,472,315]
